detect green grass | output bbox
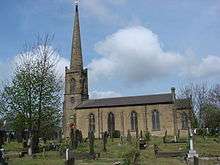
[194,136,220,157]
[4,136,220,165]
[3,141,23,152]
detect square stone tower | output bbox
[63,3,88,138]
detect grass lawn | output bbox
[3,136,220,165]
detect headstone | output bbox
[27,137,32,156]
[139,130,146,150]
[103,131,108,152]
[187,128,198,158]
[88,131,95,154]
[120,135,123,144]
[65,148,75,165]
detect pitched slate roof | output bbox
[76,93,173,109]
[175,98,191,110]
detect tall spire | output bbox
[70,1,83,71]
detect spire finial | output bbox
[75,0,79,6]
[75,0,79,12]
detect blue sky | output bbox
[0,0,220,98]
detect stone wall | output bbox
[75,103,187,138]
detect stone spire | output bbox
[70,2,83,71]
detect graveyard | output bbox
[1,130,220,165]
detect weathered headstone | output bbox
[88,131,95,154]
[103,131,108,152]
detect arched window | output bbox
[130,111,138,131]
[70,78,76,94]
[181,112,188,130]
[152,110,160,130]
[108,112,115,132]
[89,113,95,132]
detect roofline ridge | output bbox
[88,92,172,101]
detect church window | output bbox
[130,111,138,131]
[181,112,188,130]
[89,113,95,132]
[152,110,160,130]
[70,78,76,94]
[108,112,115,133]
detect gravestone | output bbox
[120,135,124,144]
[88,131,95,154]
[65,148,75,165]
[103,131,108,152]
[139,130,146,150]
[187,128,198,158]
[27,136,32,156]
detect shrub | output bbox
[122,146,140,165]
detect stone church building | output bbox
[63,4,192,139]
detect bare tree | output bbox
[178,82,210,128]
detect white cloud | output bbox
[0,47,69,83]
[88,26,220,84]
[88,26,184,83]
[184,55,220,78]
[90,90,122,99]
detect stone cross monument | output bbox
[187,128,198,158]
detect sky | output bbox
[0,0,220,98]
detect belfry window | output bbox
[152,110,160,130]
[181,112,188,130]
[89,113,95,132]
[130,111,138,131]
[108,112,115,132]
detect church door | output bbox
[108,112,115,133]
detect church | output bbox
[63,3,192,139]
